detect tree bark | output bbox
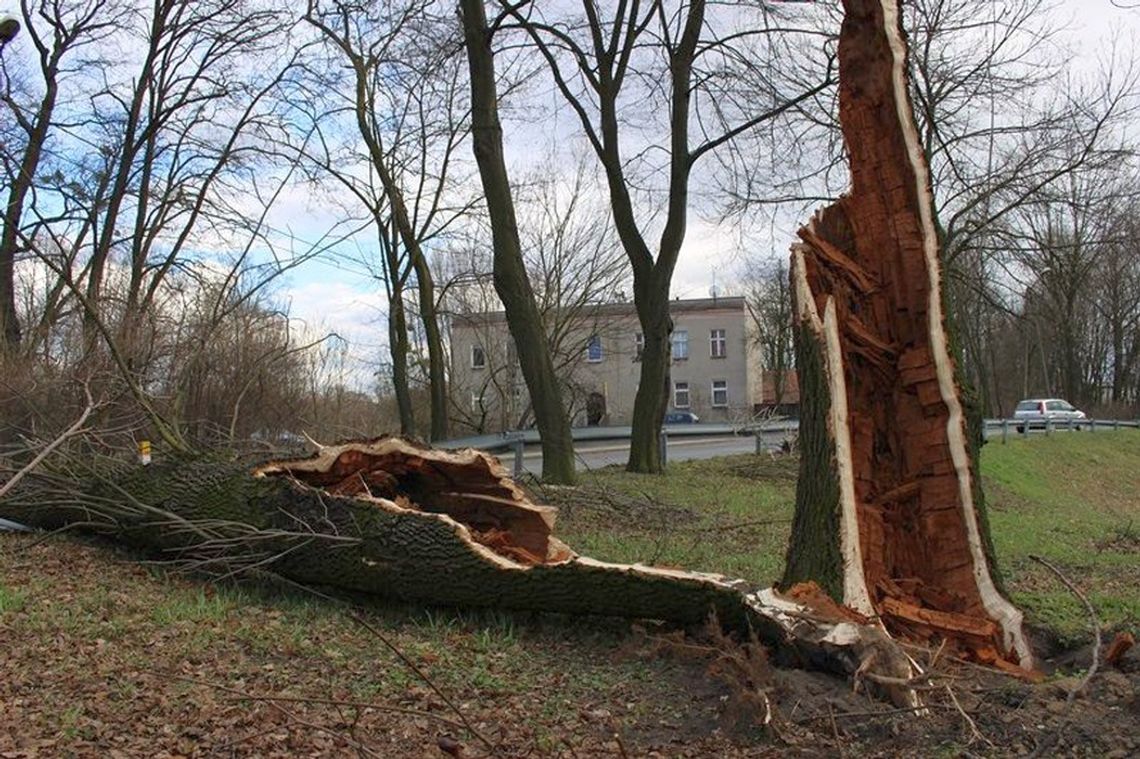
[626,281,672,471]
[411,251,449,441]
[0,436,919,705]
[388,284,416,436]
[784,0,1033,673]
[458,0,575,484]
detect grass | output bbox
[981,430,1140,642]
[553,430,1140,645]
[553,453,799,583]
[0,584,26,614]
[2,432,1138,754]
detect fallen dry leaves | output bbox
[1,533,1138,757]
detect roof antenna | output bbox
[709,270,720,304]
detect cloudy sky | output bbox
[267,0,1140,386]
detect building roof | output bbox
[451,295,746,327]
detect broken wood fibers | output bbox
[783,0,1034,674]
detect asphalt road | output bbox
[512,420,1104,474]
[517,429,797,474]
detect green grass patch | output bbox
[551,433,1140,643]
[981,430,1140,639]
[0,584,26,613]
[552,454,797,584]
[149,585,242,625]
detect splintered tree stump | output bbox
[784,0,1033,672]
[0,437,918,706]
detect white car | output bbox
[1013,398,1086,433]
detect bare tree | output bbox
[444,158,630,432]
[729,0,1139,417]
[303,0,474,441]
[742,257,793,410]
[0,0,124,350]
[496,0,834,472]
[458,0,578,483]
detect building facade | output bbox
[450,296,762,431]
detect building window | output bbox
[586,334,603,362]
[471,344,486,369]
[712,379,728,407]
[674,381,690,408]
[672,330,689,360]
[470,391,483,411]
[634,333,644,361]
[710,329,726,358]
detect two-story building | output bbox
[450,296,763,431]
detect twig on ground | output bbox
[1028,554,1102,703]
[263,572,496,753]
[682,517,793,534]
[794,703,967,723]
[159,672,383,757]
[221,693,470,732]
[945,685,991,747]
[827,702,844,757]
[346,609,495,752]
[611,721,630,759]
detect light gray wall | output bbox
[449,297,757,430]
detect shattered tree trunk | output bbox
[1,437,916,705]
[784,0,1033,672]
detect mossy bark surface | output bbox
[782,321,844,601]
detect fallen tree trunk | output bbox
[783,0,1033,673]
[0,437,917,706]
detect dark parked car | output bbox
[664,411,700,424]
[1013,398,1086,433]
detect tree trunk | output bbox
[1,71,61,351]
[627,282,671,472]
[388,287,416,436]
[0,437,919,705]
[459,0,576,484]
[784,0,1033,673]
[411,252,449,441]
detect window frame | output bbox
[586,334,603,363]
[711,379,728,407]
[470,344,486,370]
[672,330,689,361]
[710,328,727,359]
[673,380,691,408]
[634,332,644,361]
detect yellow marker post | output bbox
[138,440,152,466]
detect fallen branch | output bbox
[261,572,496,752]
[161,673,384,758]
[0,382,96,502]
[945,685,992,748]
[1,437,924,708]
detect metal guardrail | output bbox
[437,420,800,453]
[440,418,1140,475]
[983,417,1140,443]
[439,421,802,475]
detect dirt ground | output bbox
[1,533,1137,757]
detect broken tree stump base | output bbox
[1,437,919,707]
[782,0,1034,675]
